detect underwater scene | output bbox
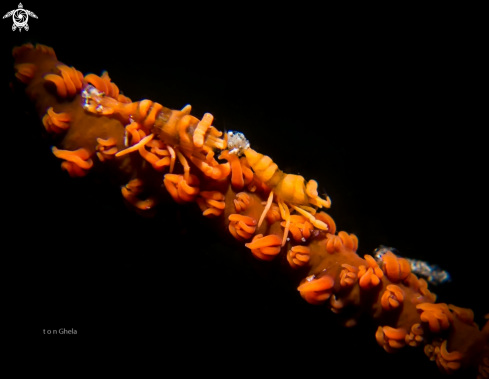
[2,5,486,377]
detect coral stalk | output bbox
[10,43,488,378]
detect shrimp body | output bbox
[82,85,226,153]
[243,147,331,243]
[244,148,326,208]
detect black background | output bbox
[1,2,486,377]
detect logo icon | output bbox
[3,3,37,32]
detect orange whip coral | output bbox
[7,41,487,378]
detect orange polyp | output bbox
[44,74,67,97]
[44,65,84,98]
[52,147,93,170]
[234,200,245,212]
[14,63,36,83]
[315,211,336,235]
[202,208,221,217]
[229,214,256,224]
[358,255,383,289]
[201,191,225,202]
[126,179,143,191]
[325,231,358,254]
[280,215,314,243]
[58,68,76,96]
[125,121,141,145]
[178,185,193,202]
[234,192,251,213]
[138,144,158,162]
[298,275,335,305]
[12,43,33,57]
[47,108,70,125]
[302,222,313,239]
[263,203,279,223]
[229,214,257,241]
[359,268,373,287]
[96,137,117,161]
[61,161,86,178]
[121,186,156,210]
[448,304,475,325]
[382,251,411,282]
[245,234,282,261]
[163,178,183,204]
[381,284,404,311]
[197,191,226,217]
[376,326,407,353]
[350,234,358,252]
[139,146,169,170]
[164,173,200,204]
[286,223,302,242]
[152,145,169,156]
[187,153,231,180]
[382,251,400,279]
[237,220,256,234]
[325,234,342,254]
[138,141,172,171]
[338,231,354,250]
[42,107,71,134]
[96,137,116,146]
[416,303,454,333]
[35,43,56,58]
[287,245,310,268]
[110,83,119,98]
[440,340,463,361]
[101,71,118,98]
[339,264,358,287]
[424,339,463,374]
[102,147,117,155]
[235,229,250,239]
[240,158,254,185]
[223,151,244,189]
[405,323,425,347]
[245,234,280,249]
[179,179,200,198]
[424,342,438,361]
[165,174,183,184]
[403,272,421,292]
[329,294,345,313]
[260,246,280,255]
[67,67,83,90]
[411,323,424,336]
[154,157,170,168]
[16,63,36,76]
[409,278,437,304]
[298,275,334,292]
